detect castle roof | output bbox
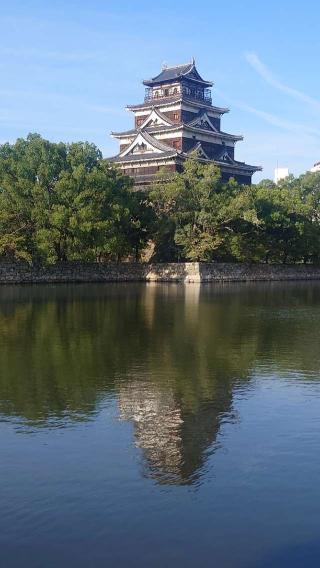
[107,147,261,173]
[143,61,213,88]
[107,150,178,163]
[111,122,242,142]
[127,97,228,113]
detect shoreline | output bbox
[1,261,320,284]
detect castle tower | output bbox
[107,60,261,186]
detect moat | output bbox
[1,282,320,567]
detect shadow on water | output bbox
[1,281,320,485]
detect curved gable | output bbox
[119,131,173,157]
[187,112,218,132]
[139,108,174,129]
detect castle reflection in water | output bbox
[118,378,233,485]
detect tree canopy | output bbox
[1,134,320,265]
[0,134,154,263]
[150,161,320,263]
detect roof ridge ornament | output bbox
[161,61,192,70]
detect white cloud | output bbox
[234,102,320,138]
[244,52,320,112]
[215,89,320,139]
[238,129,319,179]
[2,47,110,64]
[0,88,121,116]
[215,90,320,179]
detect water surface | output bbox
[1,282,320,567]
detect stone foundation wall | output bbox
[1,261,320,284]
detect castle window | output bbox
[173,113,179,121]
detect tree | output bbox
[0,134,154,263]
[151,159,221,261]
[2,135,320,266]
[252,174,320,263]
[150,160,320,264]
[150,159,258,262]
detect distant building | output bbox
[310,161,320,173]
[107,59,261,187]
[274,167,289,184]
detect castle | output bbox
[107,59,261,185]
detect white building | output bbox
[310,161,320,173]
[274,167,289,184]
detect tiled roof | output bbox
[109,130,178,162]
[143,62,212,87]
[138,130,174,152]
[112,125,178,137]
[214,159,262,172]
[107,150,178,163]
[143,63,193,84]
[108,151,261,172]
[153,107,175,124]
[112,123,241,141]
[127,96,228,113]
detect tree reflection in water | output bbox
[1,281,320,485]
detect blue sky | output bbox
[1,0,320,180]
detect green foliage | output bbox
[150,161,320,263]
[151,160,227,261]
[1,135,320,265]
[0,134,154,263]
[150,160,256,261]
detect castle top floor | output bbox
[142,60,213,106]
